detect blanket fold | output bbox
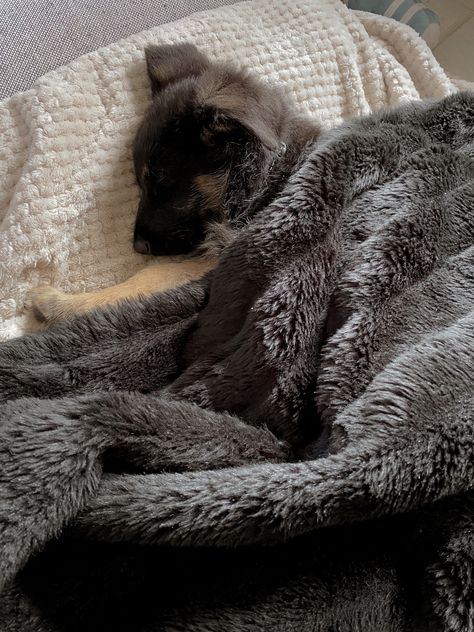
[1,92,474,631]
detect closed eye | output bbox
[147,171,179,196]
[149,166,165,182]
[145,173,165,197]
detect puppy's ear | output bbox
[145,43,210,95]
[200,109,280,153]
[197,72,283,152]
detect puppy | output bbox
[28,43,320,325]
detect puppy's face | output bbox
[133,43,285,256]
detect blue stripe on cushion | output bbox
[408,7,440,31]
[391,0,418,22]
[346,1,396,12]
[345,1,440,40]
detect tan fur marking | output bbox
[26,257,217,327]
[194,173,227,211]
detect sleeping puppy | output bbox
[28,43,320,325]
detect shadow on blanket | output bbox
[1,93,474,632]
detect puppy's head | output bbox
[133,43,288,256]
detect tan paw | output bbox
[25,285,70,324]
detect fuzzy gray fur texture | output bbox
[1,93,474,631]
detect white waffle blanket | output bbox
[0,0,460,339]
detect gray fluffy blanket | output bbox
[1,93,474,632]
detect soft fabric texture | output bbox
[0,0,441,100]
[0,0,461,341]
[343,0,440,48]
[0,0,238,98]
[1,92,474,631]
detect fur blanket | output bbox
[0,0,460,341]
[1,92,474,631]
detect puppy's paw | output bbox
[25,286,70,324]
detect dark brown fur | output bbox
[26,44,321,326]
[133,43,320,256]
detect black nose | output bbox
[134,238,151,255]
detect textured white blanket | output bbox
[0,0,460,339]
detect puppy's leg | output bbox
[27,258,216,326]
[0,262,214,402]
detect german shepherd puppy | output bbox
[28,43,320,324]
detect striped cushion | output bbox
[344,1,440,48]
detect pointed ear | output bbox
[200,108,280,153]
[145,43,210,95]
[238,113,281,152]
[198,74,283,152]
